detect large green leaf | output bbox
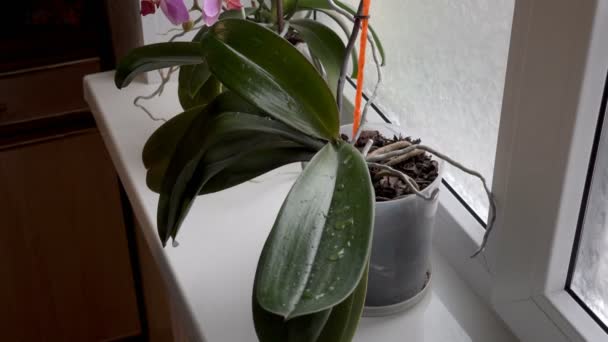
[201,147,314,195]
[179,62,211,99]
[147,136,315,195]
[256,142,374,319]
[142,107,201,193]
[177,14,245,110]
[296,0,386,66]
[252,262,369,342]
[115,42,204,88]
[200,19,339,140]
[178,74,223,110]
[143,92,263,193]
[177,17,211,101]
[142,107,202,171]
[253,295,331,342]
[157,111,324,244]
[316,263,368,342]
[290,19,345,98]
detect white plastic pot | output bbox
[341,123,443,317]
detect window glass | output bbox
[340,0,514,220]
[570,87,608,327]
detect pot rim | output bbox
[340,122,445,206]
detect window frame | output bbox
[565,66,608,335]
[342,0,608,340]
[484,0,608,340]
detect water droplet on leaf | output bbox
[337,248,345,259]
[303,289,313,299]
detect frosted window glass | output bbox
[571,109,608,325]
[343,0,514,219]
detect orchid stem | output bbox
[337,1,364,113]
[275,0,284,34]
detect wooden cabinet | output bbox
[0,59,100,127]
[0,130,141,341]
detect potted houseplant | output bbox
[341,123,444,316]
[116,0,496,340]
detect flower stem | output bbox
[275,0,284,34]
[337,1,364,113]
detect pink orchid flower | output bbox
[201,0,243,26]
[140,0,190,26]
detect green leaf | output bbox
[256,142,374,319]
[178,74,223,110]
[253,297,289,341]
[200,19,339,140]
[253,295,331,342]
[296,0,386,66]
[179,62,211,99]
[157,111,324,244]
[316,263,368,342]
[143,92,269,194]
[176,26,219,110]
[201,147,314,195]
[290,19,345,98]
[142,107,202,171]
[252,263,369,342]
[114,42,204,88]
[142,106,203,193]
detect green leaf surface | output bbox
[176,26,220,110]
[201,147,314,195]
[256,142,374,319]
[253,263,369,342]
[200,19,339,140]
[290,19,345,98]
[179,62,211,99]
[146,131,319,195]
[157,110,324,244]
[253,295,331,342]
[142,107,202,171]
[142,92,261,184]
[143,91,268,193]
[296,0,386,66]
[178,74,223,110]
[316,263,368,342]
[143,106,201,193]
[114,42,204,88]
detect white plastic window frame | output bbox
[343,0,608,340]
[481,0,608,340]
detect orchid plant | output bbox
[117,0,496,340]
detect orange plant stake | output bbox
[352,0,372,138]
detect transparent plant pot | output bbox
[341,123,444,317]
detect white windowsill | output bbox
[84,71,516,341]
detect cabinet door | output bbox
[0,131,141,341]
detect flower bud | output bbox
[182,20,194,32]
